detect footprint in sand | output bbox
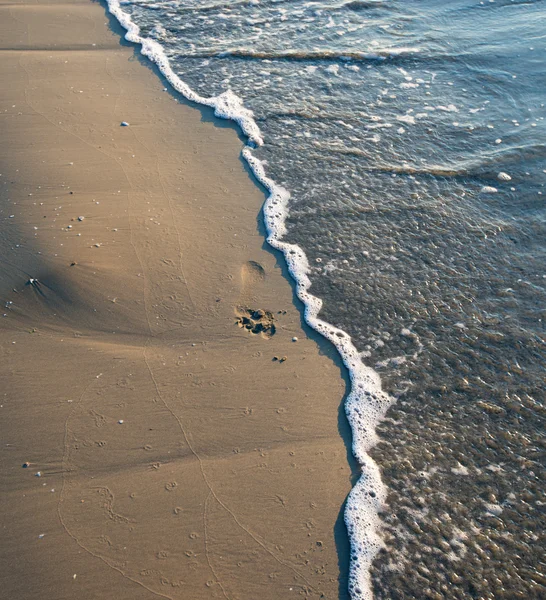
[240,260,266,300]
[235,307,276,338]
[236,261,276,338]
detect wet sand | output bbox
[0,1,353,598]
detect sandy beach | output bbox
[0,1,354,598]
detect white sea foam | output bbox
[105,1,393,597]
[397,114,416,125]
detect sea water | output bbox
[106,0,546,598]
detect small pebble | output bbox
[22,462,30,468]
[292,337,298,342]
[77,216,85,221]
[118,420,124,424]
[280,356,287,363]
[497,172,512,181]
[35,472,41,477]
[120,121,129,127]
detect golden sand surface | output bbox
[0,1,354,598]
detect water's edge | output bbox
[103,1,395,596]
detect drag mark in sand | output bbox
[203,490,230,600]
[141,339,316,595]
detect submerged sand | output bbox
[0,0,353,598]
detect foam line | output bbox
[105,1,394,597]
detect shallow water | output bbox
[110,0,545,597]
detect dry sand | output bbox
[0,1,355,598]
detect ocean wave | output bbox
[321,0,389,11]
[171,47,422,62]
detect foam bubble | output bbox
[397,114,416,125]
[105,2,392,597]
